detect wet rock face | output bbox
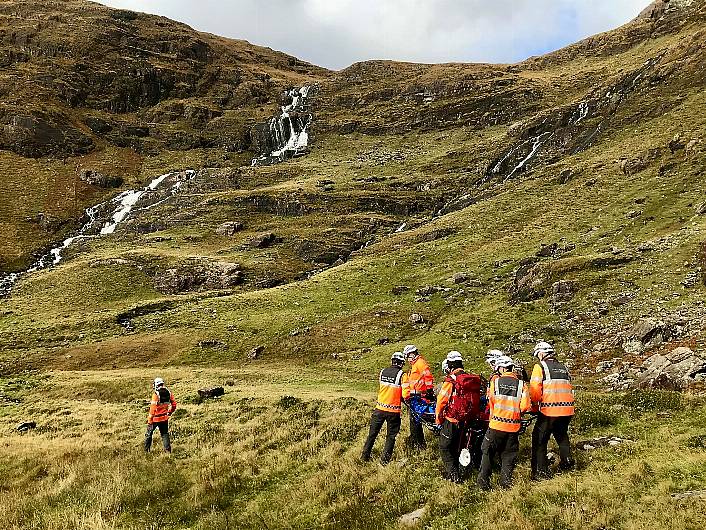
[485,56,664,181]
[251,86,314,166]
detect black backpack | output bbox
[157,387,171,404]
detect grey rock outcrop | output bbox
[79,169,123,189]
[636,347,706,390]
[154,261,243,294]
[216,221,244,236]
[622,318,674,354]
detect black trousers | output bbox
[409,410,426,449]
[145,421,171,452]
[361,410,401,463]
[531,414,573,478]
[439,419,464,482]
[477,428,519,489]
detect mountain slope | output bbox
[0,0,327,271]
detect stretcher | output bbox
[403,395,440,433]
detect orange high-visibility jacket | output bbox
[488,373,530,433]
[529,359,575,417]
[147,389,177,424]
[435,368,464,425]
[402,356,434,400]
[376,366,404,414]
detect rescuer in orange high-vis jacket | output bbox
[477,355,530,490]
[145,377,177,453]
[361,351,405,464]
[529,341,575,480]
[402,345,434,449]
[435,351,483,483]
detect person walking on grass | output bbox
[362,351,406,464]
[145,377,177,454]
[477,355,531,490]
[401,344,435,450]
[529,341,575,480]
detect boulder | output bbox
[154,261,243,294]
[636,347,706,390]
[619,157,649,176]
[512,260,549,302]
[695,202,706,215]
[622,318,674,353]
[154,268,200,294]
[79,169,123,188]
[399,507,427,527]
[216,221,244,236]
[248,346,264,359]
[409,313,424,325]
[205,262,243,289]
[249,232,277,249]
[197,387,225,399]
[17,421,36,432]
[552,280,577,303]
[451,272,469,284]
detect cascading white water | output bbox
[571,102,590,125]
[506,132,553,178]
[252,86,312,166]
[0,170,196,297]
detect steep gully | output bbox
[0,86,315,297]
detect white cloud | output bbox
[97,0,653,70]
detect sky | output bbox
[98,0,654,70]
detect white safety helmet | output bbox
[391,351,406,365]
[495,355,515,369]
[446,350,463,363]
[403,344,419,359]
[533,341,555,358]
[153,377,165,389]
[486,349,504,366]
[441,359,450,375]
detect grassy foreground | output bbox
[1,368,705,530]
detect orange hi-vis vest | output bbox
[402,356,434,400]
[529,359,575,417]
[488,373,530,433]
[376,366,404,414]
[147,389,177,424]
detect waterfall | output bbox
[0,170,196,297]
[252,86,313,166]
[506,132,553,179]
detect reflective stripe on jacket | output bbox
[435,368,463,425]
[529,360,575,417]
[376,366,404,413]
[148,389,177,424]
[488,374,530,433]
[402,356,434,400]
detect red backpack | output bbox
[444,372,482,423]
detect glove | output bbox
[424,389,435,401]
